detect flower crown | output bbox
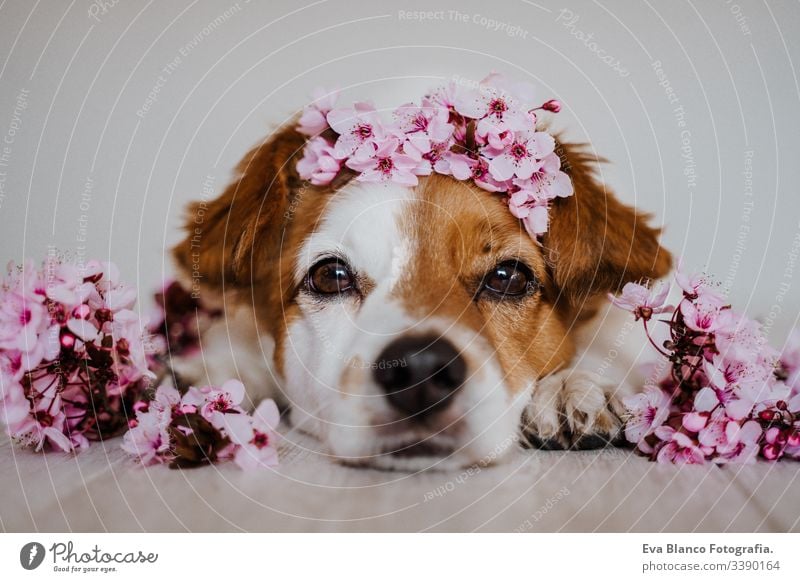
[295,73,574,237]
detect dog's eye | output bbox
[307,258,355,295]
[481,261,534,298]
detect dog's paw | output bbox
[521,369,626,450]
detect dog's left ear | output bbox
[542,139,672,306]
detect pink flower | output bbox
[346,138,420,186]
[453,73,538,132]
[1,257,153,454]
[704,353,753,390]
[680,293,731,333]
[608,281,672,322]
[82,260,113,287]
[529,170,573,201]
[616,265,800,465]
[397,106,454,172]
[122,379,282,469]
[296,137,343,186]
[682,411,709,432]
[432,153,507,194]
[694,383,754,421]
[43,258,85,308]
[486,130,555,181]
[785,427,800,459]
[327,102,386,159]
[702,352,775,415]
[675,264,713,299]
[7,393,74,452]
[393,102,453,144]
[88,260,120,289]
[715,314,777,367]
[433,152,470,179]
[121,408,172,465]
[105,283,137,312]
[508,198,550,237]
[0,369,29,427]
[697,411,761,464]
[297,87,338,136]
[122,383,179,465]
[761,427,784,460]
[654,426,705,464]
[151,383,181,417]
[506,156,574,236]
[623,385,672,453]
[424,82,460,111]
[79,261,136,313]
[761,424,800,460]
[0,281,48,359]
[198,379,246,428]
[514,153,573,199]
[222,399,280,470]
[110,309,153,388]
[67,317,99,342]
[477,122,514,151]
[694,385,720,413]
[469,158,507,193]
[540,99,561,113]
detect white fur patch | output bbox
[169,305,279,410]
[293,181,413,287]
[284,181,415,455]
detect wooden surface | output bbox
[2,431,799,532]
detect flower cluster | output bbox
[146,280,222,377]
[295,74,574,236]
[0,258,151,451]
[122,379,279,470]
[612,268,800,464]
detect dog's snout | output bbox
[373,335,466,418]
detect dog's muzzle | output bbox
[373,335,466,420]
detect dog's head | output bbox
[173,122,670,470]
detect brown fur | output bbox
[173,123,306,291]
[393,175,573,394]
[173,123,338,375]
[546,139,672,310]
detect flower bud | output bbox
[73,304,91,320]
[95,308,113,324]
[759,409,776,421]
[541,99,561,113]
[116,338,130,356]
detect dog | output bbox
[170,102,671,471]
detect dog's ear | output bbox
[543,139,672,307]
[172,123,307,293]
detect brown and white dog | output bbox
[171,121,671,471]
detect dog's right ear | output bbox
[172,123,307,294]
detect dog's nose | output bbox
[373,335,466,418]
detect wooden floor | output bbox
[2,431,798,532]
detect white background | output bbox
[0,0,799,343]
[1,533,797,580]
